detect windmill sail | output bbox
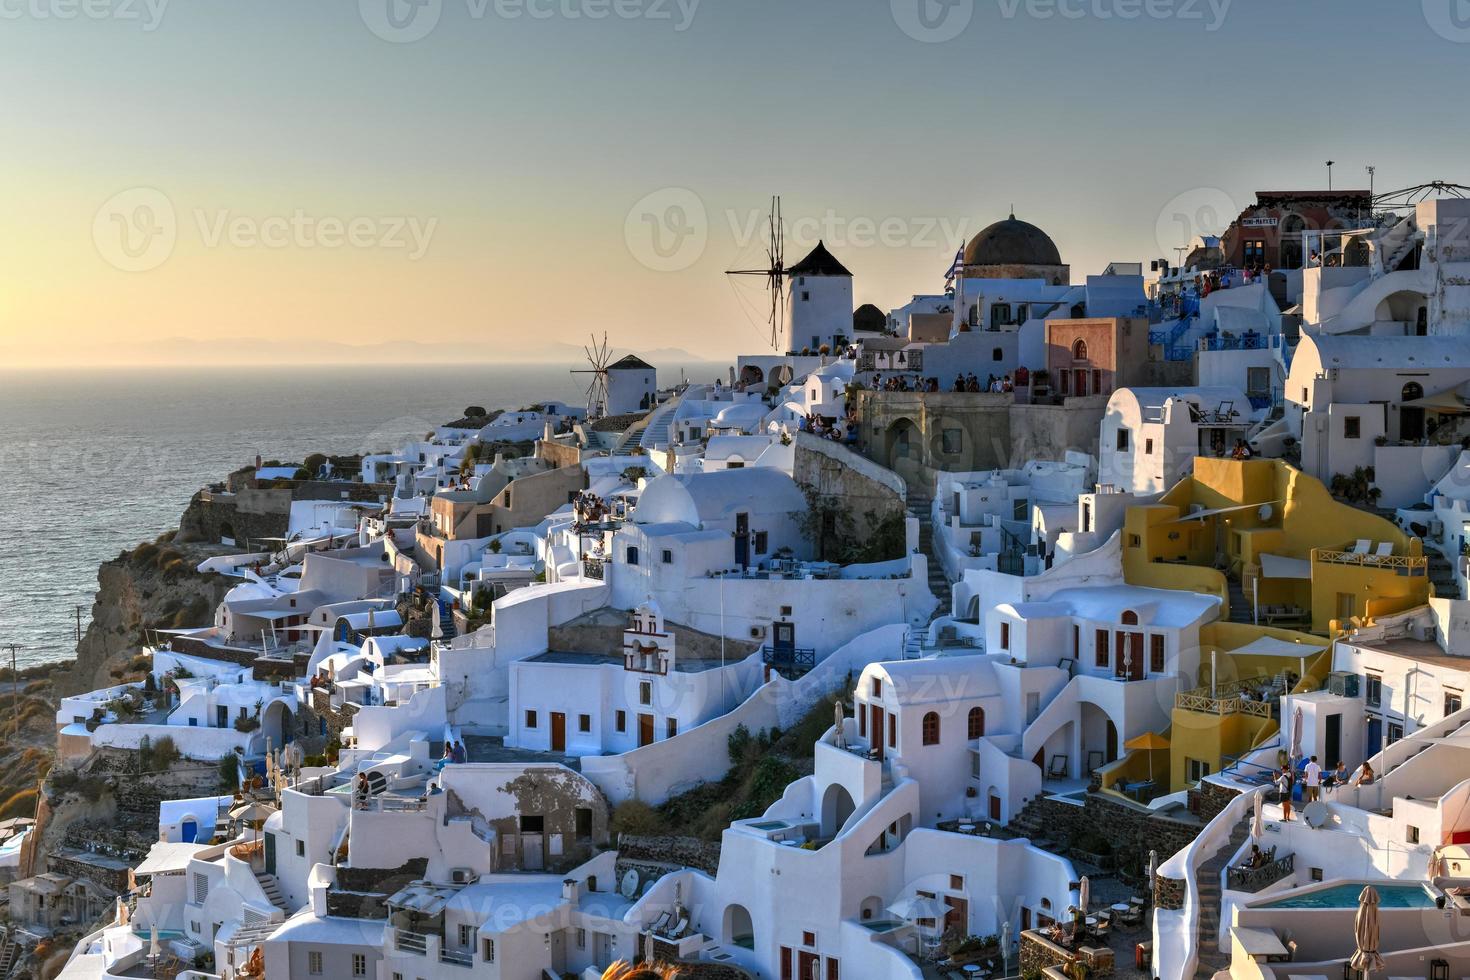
[725,196,787,352]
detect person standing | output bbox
[1276,765,1294,821]
[1304,755,1322,802]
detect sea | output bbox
[0,363,716,669]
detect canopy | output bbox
[1401,390,1470,413]
[887,896,949,922]
[229,801,277,822]
[1228,635,1324,658]
[1124,732,1170,751]
[133,842,211,877]
[1167,501,1282,524]
[1258,553,1311,580]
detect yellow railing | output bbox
[1312,549,1427,573]
[1175,689,1273,717]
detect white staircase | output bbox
[637,401,679,452]
[252,869,289,912]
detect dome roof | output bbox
[963,213,1062,268]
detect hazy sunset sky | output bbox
[3,0,1468,365]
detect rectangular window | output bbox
[525,710,538,729]
[575,807,593,839]
[1344,416,1361,439]
[639,681,652,706]
[803,931,816,947]
[888,714,896,748]
[1095,630,1109,668]
[950,874,964,890]
[666,718,678,739]
[1365,674,1382,708]
[1072,625,1079,659]
[781,605,793,616]
[353,954,367,977]
[661,549,673,564]
[754,531,768,555]
[1388,722,1404,744]
[483,939,495,962]
[1186,758,1211,783]
[999,622,1010,650]
[615,710,626,732]
[1116,429,1129,452]
[1407,825,1420,844]
[1150,634,1165,673]
[1145,438,1154,455]
[308,951,323,975]
[193,873,209,905]
[942,428,963,455]
[577,929,587,949]
[626,546,640,565]
[296,839,305,857]
[1448,692,1463,716]
[459,925,473,946]
[578,713,591,733]
[872,678,882,698]
[1246,366,1270,397]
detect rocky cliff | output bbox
[59,534,233,697]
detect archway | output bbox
[263,700,293,746]
[1401,382,1426,442]
[723,904,754,949]
[821,783,856,838]
[885,418,923,486]
[739,365,765,387]
[219,521,236,544]
[859,896,884,921]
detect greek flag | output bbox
[944,246,964,286]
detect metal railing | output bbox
[763,645,816,673]
[395,930,430,955]
[1227,852,1295,892]
[440,947,474,967]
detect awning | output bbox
[1259,553,1311,580]
[1167,501,1282,524]
[133,842,211,877]
[1401,390,1470,413]
[1228,635,1324,658]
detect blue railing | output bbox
[763,645,816,674]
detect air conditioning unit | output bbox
[450,868,477,885]
[1430,520,1444,537]
[749,626,764,639]
[1327,671,1361,699]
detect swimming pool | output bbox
[1259,883,1434,909]
[859,919,906,933]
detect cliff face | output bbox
[60,537,233,696]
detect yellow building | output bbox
[1101,457,1430,795]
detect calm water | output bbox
[0,363,715,668]
[1259,883,1434,909]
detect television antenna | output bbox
[725,196,787,351]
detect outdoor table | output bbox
[958,823,976,833]
[962,966,984,977]
[1111,903,1129,913]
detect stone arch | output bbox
[739,365,765,386]
[821,782,856,838]
[722,904,754,949]
[219,520,236,544]
[263,700,293,746]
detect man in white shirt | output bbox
[1304,755,1322,802]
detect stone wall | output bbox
[1155,875,1184,911]
[328,859,429,919]
[617,834,721,877]
[1190,779,1243,826]
[1015,791,1203,877]
[176,487,292,545]
[1019,930,1075,979]
[792,433,908,560]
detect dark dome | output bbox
[853,304,886,333]
[963,213,1062,268]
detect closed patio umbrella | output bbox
[1350,885,1386,979]
[1078,875,1090,926]
[833,700,847,750]
[1291,704,1303,761]
[1252,790,1265,840]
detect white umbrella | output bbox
[1350,885,1385,978]
[1252,790,1265,840]
[1000,920,1012,975]
[887,895,949,932]
[1147,849,1158,889]
[1291,704,1303,761]
[431,601,443,641]
[1078,876,1090,917]
[149,921,160,959]
[833,700,847,750]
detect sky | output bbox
[3,0,1469,366]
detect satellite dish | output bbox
[1303,801,1329,829]
[1258,503,1274,522]
[619,869,640,899]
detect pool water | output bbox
[860,919,906,933]
[748,821,786,831]
[1260,884,1434,909]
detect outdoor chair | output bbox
[1351,539,1371,554]
[1047,755,1069,779]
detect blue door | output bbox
[734,513,750,569]
[1366,717,1383,760]
[181,820,198,844]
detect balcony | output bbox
[394,930,429,955]
[1175,681,1274,719]
[763,645,815,677]
[1312,548,1427,576]
[1227,851,1295,893]
[439,947,473,967]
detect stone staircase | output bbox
[909,495,953,621]
[1193,817,1250,979]
[0,939,20,978]
[1429,551,1461,600]
[253,869,290,912]
[1006,794,1053,841]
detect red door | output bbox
[781,948,793,980]
[870,706,884,761]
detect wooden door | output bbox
[944,896,968,934]
[638,713,655,747]
[798,951,820,980]
[780,948,793,980]
[988,795,1001,820]
[551,712,566,753]
[870,706,884,761]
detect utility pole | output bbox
[3,644,18,739]
[75,605,84,644]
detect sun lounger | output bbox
[1351,539,1371,554]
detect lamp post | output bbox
[1326,160,1336,192]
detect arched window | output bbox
[922,711,940,746]
[1121,609,1139,625]
[968,706,985,739]
[1072,339,1088,361]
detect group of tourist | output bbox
[952,373,1014,393]
[1273,754,1374,820]
[800,414,851,442]
[871,373,933,392]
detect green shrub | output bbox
[218,754,241,791]
[611,799,664,837]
